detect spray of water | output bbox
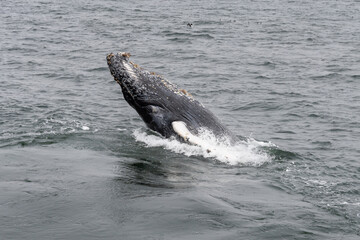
[132,128,274,166]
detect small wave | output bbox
[132,128,273,166]
[164,31,214,40]
[0,118,95,148]
[311,72,342,80]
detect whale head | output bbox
[107,52,180,137]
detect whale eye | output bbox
[150,105,159,113]
[146,105,163,114]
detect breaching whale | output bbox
[106,52,237,146]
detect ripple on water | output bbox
[1,0,360,238]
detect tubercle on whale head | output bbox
[106,52,131,62]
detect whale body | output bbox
[106,52,237,145]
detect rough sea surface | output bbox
[1,0,359,239]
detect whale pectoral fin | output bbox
[171,121,203,146]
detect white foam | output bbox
[132,128,273,166]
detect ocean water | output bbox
[1,0,359,239]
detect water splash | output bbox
[132,128,274,166]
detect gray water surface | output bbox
[1,0,360,239]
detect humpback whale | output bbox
[106,52,237,146]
